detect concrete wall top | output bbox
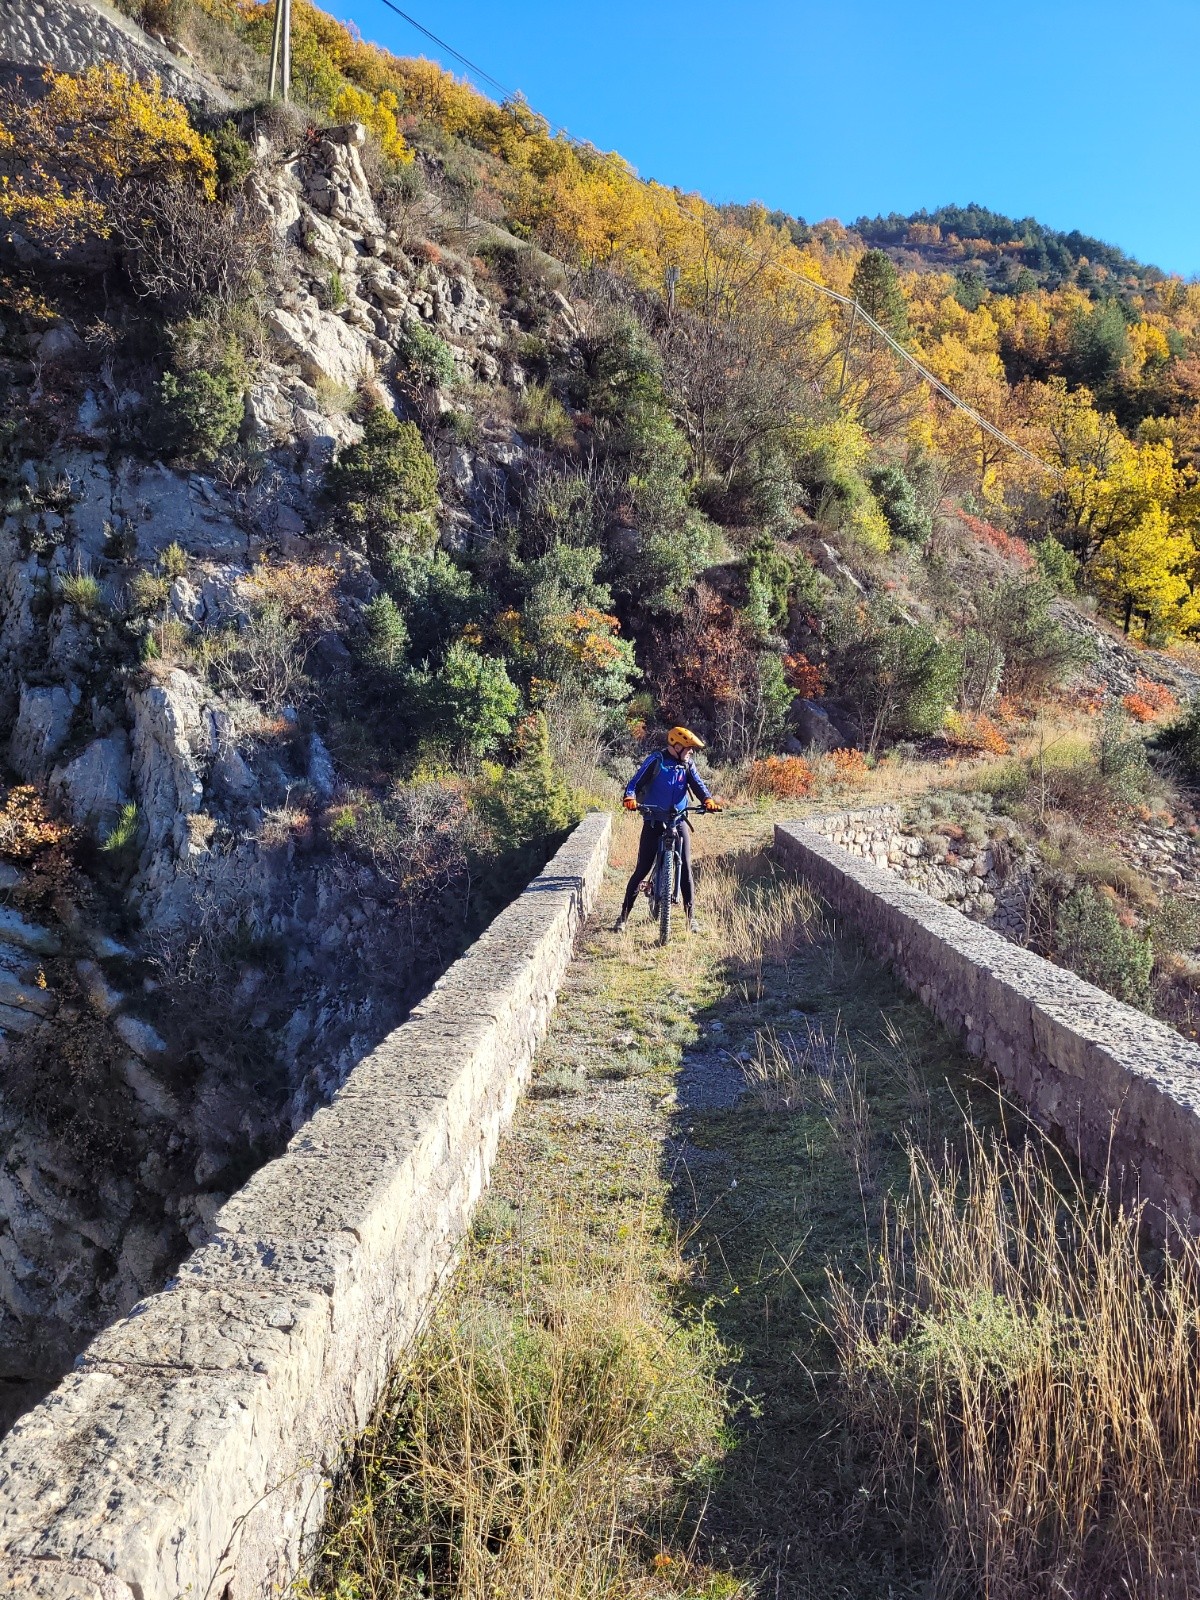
[0,812,612,1600]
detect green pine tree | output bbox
[850,249,909,340]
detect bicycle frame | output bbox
[637,804,705,945]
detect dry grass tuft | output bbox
[703,850,822,996]
[302,1210,730,1600]
[828,1122,1200,1599]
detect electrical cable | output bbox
[359,3,1057,477]
[370,0,516,102]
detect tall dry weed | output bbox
[704,851,821,997]
[828,1123,1200,1598]
[304,1210,727,1599]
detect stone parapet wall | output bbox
[775,817,1200,1237]
[808,804,1036,938]
[0,812,611,1600]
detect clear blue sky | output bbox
[327,0,1200,278]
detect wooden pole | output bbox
[281,0,291,101]
[267,0,284,98]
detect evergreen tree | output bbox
[850,249,909,339]
[476,713,579,851]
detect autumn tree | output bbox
[0,65,216,254]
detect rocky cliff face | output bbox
[0,103,566,1421]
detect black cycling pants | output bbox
[621,818,693,918]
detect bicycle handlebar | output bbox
[634,803,711,817]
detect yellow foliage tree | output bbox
[1093,503,1196,636]
[0,65,216,251]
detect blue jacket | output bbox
[624,749,712,815]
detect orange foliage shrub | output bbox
[0,785,78,909]
[782,652,827,699]
[958,512,1034,571]
[748,755,815,799]
[944,709,1011,755]
[1121,675,1179,723]
[248,562,340,635]
[821,747,870,788]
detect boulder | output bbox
[49,732,132,837]
[9,684,73,780]
[113,1015,168,1061]
[790,698,840,754]
[267,302,376,391]
[210,744,258,806]
[302,126,383,236]
[128,669,213,850]
[307,732,336,801]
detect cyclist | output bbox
[613,725,720,935]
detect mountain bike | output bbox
[638,804,706,946]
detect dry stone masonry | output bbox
[0,811,612,1600]
[776,814,1200,1239]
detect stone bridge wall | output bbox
[0,812,612,1600]
[776,813,1200,1237]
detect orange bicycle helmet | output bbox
[666,726,705,751]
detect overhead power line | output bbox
[775,266,1057,476]
[371,0,516,102]
[358,3,1056,478]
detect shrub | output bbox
[820,747,870,790]
[828,602,959,754]
[1158,698,1200,780]
[973,576,1093,702]
[475,713,581,852]
[748,755,814,800]
[868,464,932,545]
[383,548,481,664]
[330,780,475,904]
[396,320,457,389]
[1034,534,1080,594]
[846,497,891,554]
[208,119,253,198]
[247,562,340,635]
[1097,709,1153,808]
[210,601,309,712]
[517,382,574,447]
[327,408,439,559]
[0,64,216,255]
[158,356,245,463]
[409,641,520,760]
[1121,674,1178,723]
[359,593,408,676]
[159,540,188,579]
[743,532,793,641]
[943,709,1010,756]
[1055,883,1152,1006]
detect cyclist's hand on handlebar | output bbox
[622,795,638,811]
[703,797,722,812]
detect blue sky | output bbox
[327,0,1200,278]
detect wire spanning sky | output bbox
[327,0,1200,279]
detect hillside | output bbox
[0,0,1200,1423]
[855,202,1162,296]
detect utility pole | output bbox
[664,265,680,322]
[267,0,291,100]
[837,300,859,398]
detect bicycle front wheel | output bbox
[657,853,672,945]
